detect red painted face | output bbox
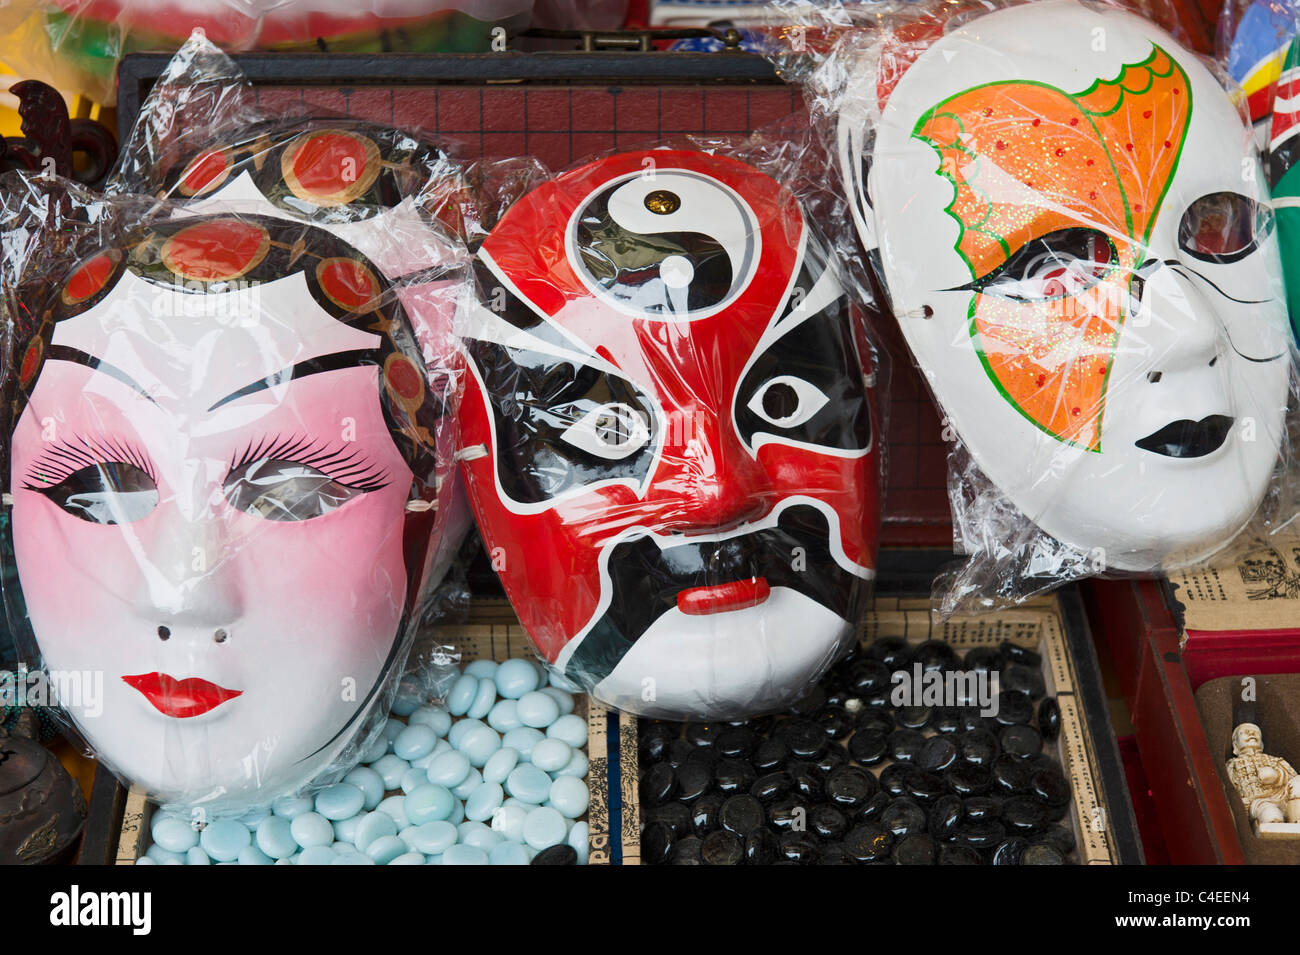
[459,150,880,716]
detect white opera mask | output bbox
[841,0,1293,571]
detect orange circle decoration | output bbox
[19,338,43,388]
[160,219,271,282]
[317,258,381,313]
[177,148,232,197]
[281,130,381,207]
[62,251,120,305]
[383,353,425,415]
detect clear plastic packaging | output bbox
[776,0,1300,613]
[456,135,883,720]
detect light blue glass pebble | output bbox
[271,794,314,818]
[517,691,560,729]
[448,718,487,750]
[522,807,567,850]
[530,738,572,773]
[549,776,590,818]
[465,659,499,679]
[238,808,272,828]
[344,766,385,810]
[331,852,377,866]
[452,769,484,801]
[405,783,455,825]
[377,794,410,828]
[389,852,427,865]
[568,822,589,864]
[238,844,274,866]
[366,834,408,864]
[150,813,199,853]
[162,858,186,865]
[426,855,442,865]
[492,804,528,842]
[256,816,298,859]
[459,724,502,767]
[411,741,449,770]
[401,767,428,794]
[409,820,458,855]
[354,810,398,850]
[185,846,211,865]
[393,723,438,761]
[494,658,541,699]
[549,669,582,693]
[427,750,471,788]
[390,677,423,717]
[539,687,575,716]
[297,845,338,865]
[289,812,334,849]
[448,800,465,825]
[409,706,452,737]
[490,841,531,865]
[461,826,504,851]
[487,699,522,733]
[447,674,479,716]
[483,747,520,785]
[275,858,293,866]
[200,819,251,862]
[503,797,540,814]
[506,765,552,804]
[467,678,497,720]
[502,727,544,759]
[333,816,362,845]
[315,783,365,821]
[557,750,589,779]
[465,782,504,822]
[360,732,389,764]
[442,844,489,865]
[135,858,156,865]
[371,753,410,790]
[383,717,406,742]
[548,713,588,748]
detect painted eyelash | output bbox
[22,435,157,490]
[229,433,391,492]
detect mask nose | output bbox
[135,502,244,634]
[1131,263,1223,375]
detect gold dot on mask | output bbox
[644,190,681,215]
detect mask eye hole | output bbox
[1178,191,1272,263]
[223,458,368,522]
[967,228,1115,302]
[746,375,830,429]
[29,462,158,525]
[558,402,650,461]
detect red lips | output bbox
[122,672,242,718]
[677,578,772,615]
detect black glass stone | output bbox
[642,821,675,864]
[848,729,889,766]
[817,706,854,740]
[751,771,792,804]
[646,803,691,837]
[1023,843,1066,865]
[789,686,827,717]
[1030,764,1072,808]
[843,823,894,863]
[854,709,894,736]
[1033,824,1076,856]
[744,828,779,865]
[861,689,893,710]
[716,726,758,759]
[1002,795,1048,832]
[685,722,725,748]
[894,832,937,865]
[674,760,712,803]
[768,795,808,832]
[946,763,992,797]
[916,640,960,672]
[880,798,927,839]
[864,637,911,671]
[992,754,1031,795]
[930,707,963,735]
[953,819,1006,849]
[779,830,822,864]
[532,844,578,865]
[881,763,914,797]
[700,829,744,865]
[719,794,765,837]
[962,796,1002,822]
[957,729,999,767]
[1037,697,1061,743]
[999,724,1043,760]
[994,691,1034,726]
[690,792,724,836]
[751,737,789,772]
[639,722,675,763]
[714,758,757,796]
[897,706,932,730]
[1000,641,1041,667]
[853,791,893,824]
[783,720,828,760]
[963,646,1003,674]
[826,766,875,810]
[904,768,947,805]
[817,844,852,865]
[991,837,1029,866]
[815,742,849,777]
[680,746,718,773]
[889,728,927,763]
[918,736,958,773]
[670,835,702,865]
[929,794,964,841]
[641,763,676,806]
[938,844,983,865]
[665,738,695,769]
[810,804,849,840]
[1003,663,1046,700]
[787,761,824,801]
[748,716,777,737]
[847,660,892,696]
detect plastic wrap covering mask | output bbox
[841,0,1294,572]
[458,149,880,720]
[3,214,450,811]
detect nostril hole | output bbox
[921,305,934,319]
[1146,371,1162,383]
[1209,355,1218,368]
[214,629,228,644]
[157,626,170,641]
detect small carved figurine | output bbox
[1226,702,1300,837]
[0,707,87,863]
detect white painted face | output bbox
[843,0,1294,571]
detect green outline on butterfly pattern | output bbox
[909,44,1191,450]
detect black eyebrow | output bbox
[46,345,159,405]
[207,348,384,411]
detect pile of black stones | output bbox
[639,637,1075,865]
